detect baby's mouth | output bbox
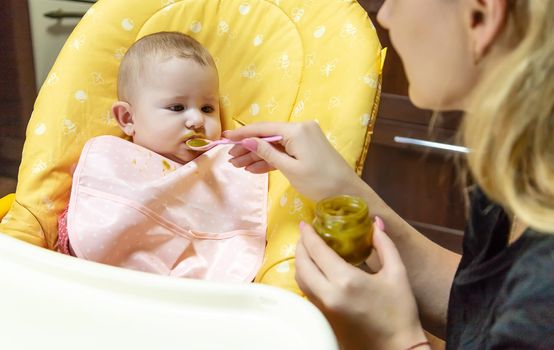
[182,132,207,143]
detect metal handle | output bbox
[394,136,469,154]
[44,10,86,19]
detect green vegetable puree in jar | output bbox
[313,195,373,265]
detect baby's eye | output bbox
[201,105,215,113]
[168,104,185,112]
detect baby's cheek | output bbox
[207,120,222,139]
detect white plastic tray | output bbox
[0,234,338,349]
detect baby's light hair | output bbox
[117,31,216,101]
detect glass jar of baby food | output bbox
[312,195,373,265]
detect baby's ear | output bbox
[112,101,134,136]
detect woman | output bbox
[225,0,554,349]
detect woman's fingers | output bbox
[227,131,297,173]
[242,138,298,173]
[371,219,405,276]
[223,122,290,140]
[228,144,250,158]
[363,250,382,273]
[229,149,263,168]
[228,140,287,173]
[226,121,361,203]
[300,222,353,280]
[245,160,275,174]
[295,238,331,303]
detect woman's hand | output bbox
[224,121,362,201]
[295,218,428,350]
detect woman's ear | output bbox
[112,101,135,136]
[468,0,508,63]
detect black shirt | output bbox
[446,188,554,349]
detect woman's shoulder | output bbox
[489,231,554,348]
[507,230,554,285]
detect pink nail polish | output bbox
[242,139,258,152]
[374,216,385,231]
[299,221,306,229]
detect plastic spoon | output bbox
[185,135,283,151]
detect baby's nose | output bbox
[184,109,205,129]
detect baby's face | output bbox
[130,57,221,164]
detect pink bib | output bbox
[66,136,268,282]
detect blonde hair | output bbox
[462,0,554,232]
[117,31,216,101]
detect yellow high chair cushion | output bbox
[0,194,15,220]
[0,0,382,294]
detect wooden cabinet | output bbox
[0,0,35,179]
[358,0,466,253]
[0,0,90,185]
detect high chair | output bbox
[0,0,383,347]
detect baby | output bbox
[58,32,268,282]
[113,31,221,164]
